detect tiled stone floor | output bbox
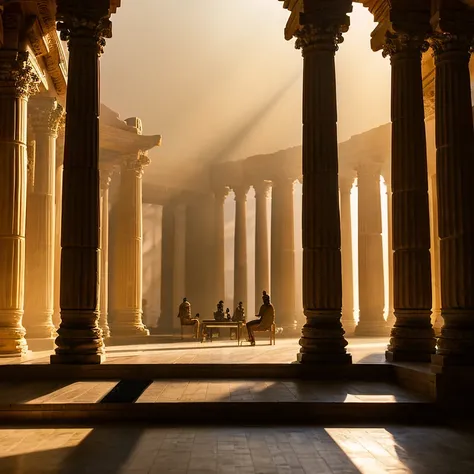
[0,338,387,366]
[0,380,426,405]
[0,425,473,474]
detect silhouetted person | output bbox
[214,300,225,321]
[246,291,275,346]
[233,301,245,322]
[178,297,200,338]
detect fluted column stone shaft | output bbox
[384,32,435,361]
[355,164,387,336]
[24,99,63,339]
[431,34,474,368]
[294,5,352,364]
[385,178,395,328]
[99,169,112,338]
[271,178,296,327]
[214,187,228,302]
[0,50,38,355]
[233,186,248,311]
[109,154,150,336]
[254,182,270,313]
[339,177,355,335]
[159,203,175,333]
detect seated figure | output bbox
[178,297,200,338]
[246,291,275,346]
[214,300,225,321]
[232,302,245,322]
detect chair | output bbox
[253,323,276,345]
[180,319,199,340]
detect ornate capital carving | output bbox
[233,186,249,202]
[294,24,346,52]
[430,33,473,57]
[29,98,65,137]
[382,32,429,58]
[56,0,113,55]
[124,153,150,177]
[253,181,271,199]
[0,51,40,99]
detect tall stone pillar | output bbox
[355,164,387,336]
[383,29,435,361]
[339,176,355,335]
[254,182,270,312]
[385,177,395,328]
[51,1,113,364]
[24,98,63,339]
[431,31,474,369]
[233,186,248,311]
[294,3,352,363]
[99,169,112,338]
[0,49,38,355]
[158,202,175,333]
[109,154,150,336]
[214,187,228,302]
[271,178,296,327]
[429,174,442,334]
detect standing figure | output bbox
[178,297,200,338]
[247,291,275,346]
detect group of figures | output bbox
[177,291,275,345]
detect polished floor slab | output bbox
[0,338,387,366]
[0,425,473,474]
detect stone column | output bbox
[383,31,435,361]
[214,187,228,302]
[24,98,64,339]
[233,186,249,311]
[294,3,352,363]
[339,176,355,335]
[0,50,38,355]
[109,154,150,336]
[355,164,387,336]
[254,181,270,313]
[51,3,112,364]
[99,169,112,338]
[158,202,175,333]
[429,174,442,334]
[272,178,296,327]
[431,32,474,369]
[385,178,395,328]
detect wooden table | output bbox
[200,320,245,345]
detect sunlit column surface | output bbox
[24,98,64,339]
[158,202,176,333]
[384,173,395,328]
[294,2,352,364]
[355,164,387,336]
[254,182,270,313]
[214,186,229,302]
[339,176,355,335]
[384,28,435,361]
[0,50,38,355]
[431,29,474,369]
[51,1,113,364]
[233,186,249,312]
[272,178,296,328]
[109,154,150,336]
[99,168,113,338]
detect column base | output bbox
[297,351,352,364]
[341,316,356,337]
[0,325,28,356]
[431,353,474,373]
[50,353,105,364]
[24,324,56,339]
[385,350,433,363]
[354,319,390,337]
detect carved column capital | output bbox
[56,0,113,55]
[339,176,354,195]
[233,186,249,202]
[124,153,150,177]
[0,51,40,99]
[382,32,429,58]
[430,33,473,57]
[253,181,271,198]
[29,98,65,137]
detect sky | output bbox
[100,0,391,182]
